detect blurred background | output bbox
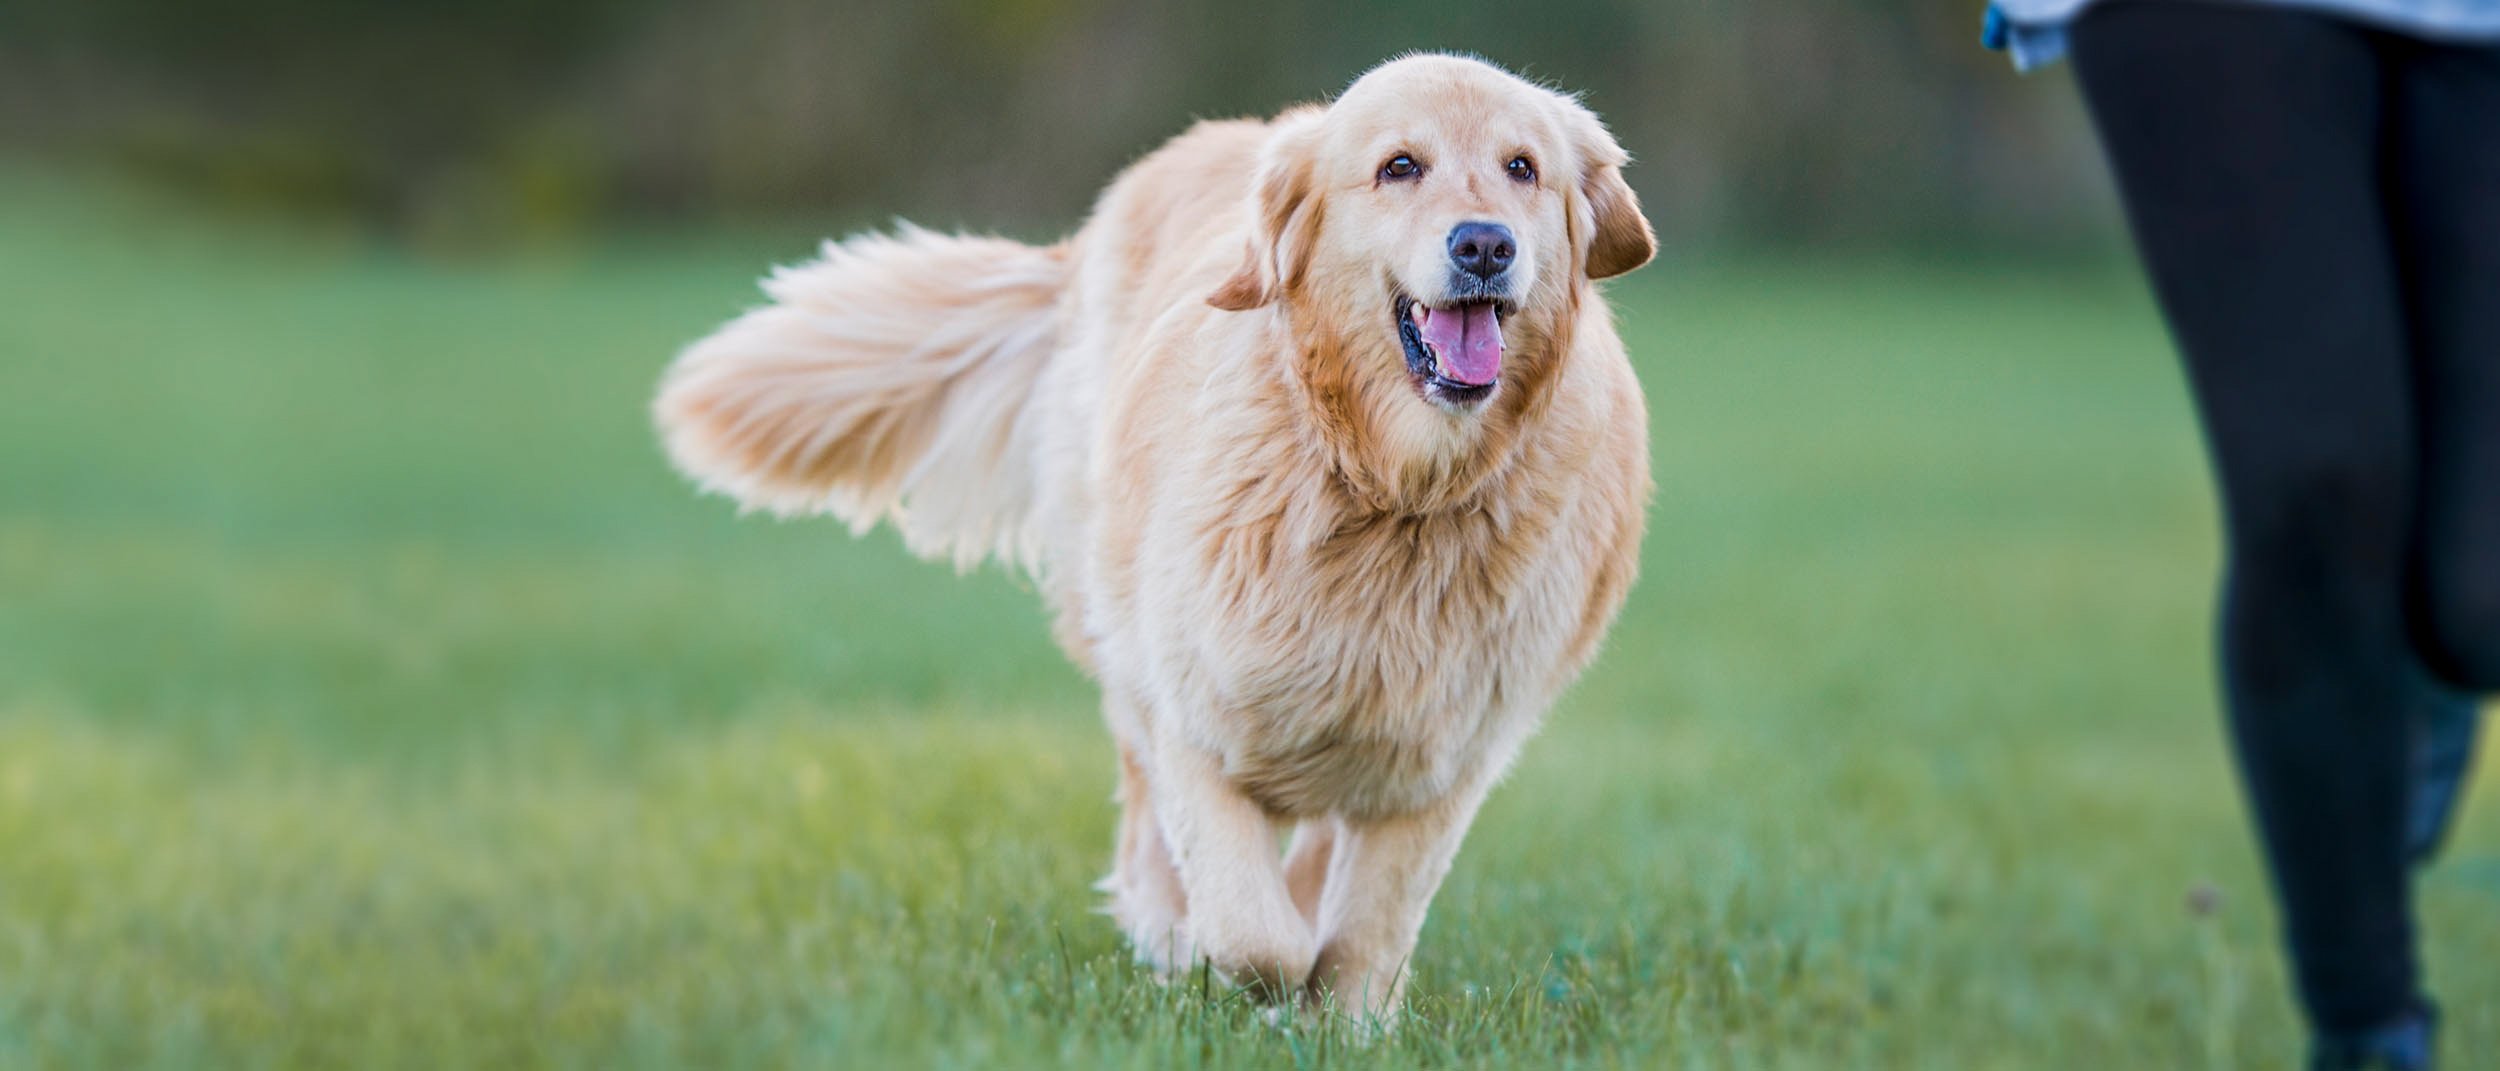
[4,2,2495,1068]
[0,0,2113,253]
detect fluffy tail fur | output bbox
[655,225,1068,571]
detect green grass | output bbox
[0,171,2492,1069]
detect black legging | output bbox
[2070,2,2500,1036]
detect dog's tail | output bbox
[655,224,1068,571]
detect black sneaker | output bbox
[2310,1003,2436,1071]
[2408,690,2482,867]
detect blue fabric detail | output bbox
[1986,0,2500,71]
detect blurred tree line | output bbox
[0,0,2115,251]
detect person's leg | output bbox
[2390,34,2500,872]
[2069,3,2434,1039]
[2394,38,2500,695]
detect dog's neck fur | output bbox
[1274,284,1581,518]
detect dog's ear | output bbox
[1567,109,1655,280]
[1210,108,1325,311]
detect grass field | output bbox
[1,172,2492,1069]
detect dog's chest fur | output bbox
[1216,502,1575,818]
[1092,415,1614,821]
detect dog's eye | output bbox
[1379,155,1421,181]
[1506,156,1536,183]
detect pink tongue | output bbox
[1418,303,1501,386]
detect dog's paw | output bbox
[1122,918,1197,978]
[1306,945,1407,1031]
[1187,916,1317,1000]
[1100,872,1195,976]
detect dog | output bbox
[654,53,1653,1025]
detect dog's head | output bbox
[1210,54,1653,417]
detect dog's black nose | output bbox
[1446,222,1515,280]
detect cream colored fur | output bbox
[656,225,1066,571]
[655,53,1654,1027]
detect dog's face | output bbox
[1211,55,1654,414]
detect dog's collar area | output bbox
[1395,293,1503,408]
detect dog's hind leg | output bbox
[1102,743,1191,973]
[1149,735,1316,999]
[1282,817,1339,926]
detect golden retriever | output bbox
[654,53,1654,1025]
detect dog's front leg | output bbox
[1306,776,1494,1028]
[1150,736,1316,998]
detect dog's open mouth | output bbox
[1396,294,1510,407]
